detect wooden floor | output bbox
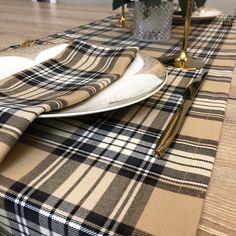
[0,0,236,235]
[0,0,113,50]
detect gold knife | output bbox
[155,72,208,158]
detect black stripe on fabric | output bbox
[84,211,135,236]
[15,61,108,92]
[29,115,217,154]
[0,222,23,236]
[5,178,140,235]
[23,117,217,184]
[187,112,225,121]
[8,41,135,104]
[22,127,210,199]
[156,180,206,198]
[0,109,15,124]
[0,213,43,236]
[3,186,101,235]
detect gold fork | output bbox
[19,39,36,48]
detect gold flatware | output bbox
[155,72,208,158]
[20,39,36,48]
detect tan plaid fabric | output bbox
[0,15,236,236]
[0,39,138,163]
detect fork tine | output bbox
[29,40,35,47]
[26,40,33,47]
[19,39,35,48]
[25,40,32,47]
[20,39,29,48]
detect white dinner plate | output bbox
[0,56,36,80]
[173,8,222,22]
[0,44,167,118]
[36,43,68,63]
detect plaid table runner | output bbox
[0,39,138,163]
[0,15,236,236]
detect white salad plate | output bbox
[0,44,167,118]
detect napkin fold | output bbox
[0,40,138,163]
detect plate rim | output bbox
[40,63,168,118]
[173,8,222,21]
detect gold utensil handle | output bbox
[155,104,189,158]
[155,72,208,158]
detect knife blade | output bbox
[155,72,208,158]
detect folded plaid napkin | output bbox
[0,40,138,163]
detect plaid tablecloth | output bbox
[0,15,236,236]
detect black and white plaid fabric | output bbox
[0,39,138,161]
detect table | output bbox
[0,1,236,235]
